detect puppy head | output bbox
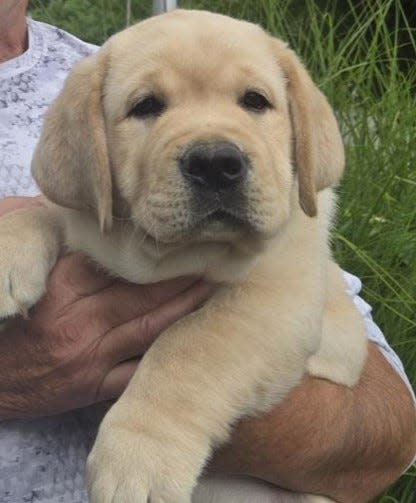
[32,10,344,248]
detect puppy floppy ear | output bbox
[32,50,112,232]
[273,40,344,216]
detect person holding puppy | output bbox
[0,1,415,502]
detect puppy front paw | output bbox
[0,248,54,319]
[87,421,207,503]
[0,209,60,320]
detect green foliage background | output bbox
[28,1,416,502]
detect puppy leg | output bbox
[87,276,321,503]
[193,476,335,503]
[0,206,61,321]
[307,262,367,387]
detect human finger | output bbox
[102,279,215,365]
[95,359,139,402]
[88,276,203,331]
[47,253,115,299]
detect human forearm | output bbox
[209,343,416,502]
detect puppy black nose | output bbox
[180,142,247,190]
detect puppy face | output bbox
[104,11,292,245]
[32,10,344,253]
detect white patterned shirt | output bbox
[0,18,96,199]
[0,17,414,503]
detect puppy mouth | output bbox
[198,208,249,229]
[135,190,255,247]
[140,207,253,248]
[178,205,255,244]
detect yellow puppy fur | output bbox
[0,10,367,503]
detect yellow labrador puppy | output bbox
[0,9,367,503]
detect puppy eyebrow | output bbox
[237,67,276,102]
[243,86,273,102]
[125,71,166,113]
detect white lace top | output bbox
[0,17,414,503]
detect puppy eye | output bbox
[130,95,166,118]
[240,91,271,112]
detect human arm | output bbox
[210,342,416,503]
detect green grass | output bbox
[29,1,416,501]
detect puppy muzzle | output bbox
[179,141,250,227]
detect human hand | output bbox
[0,253,214,419]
